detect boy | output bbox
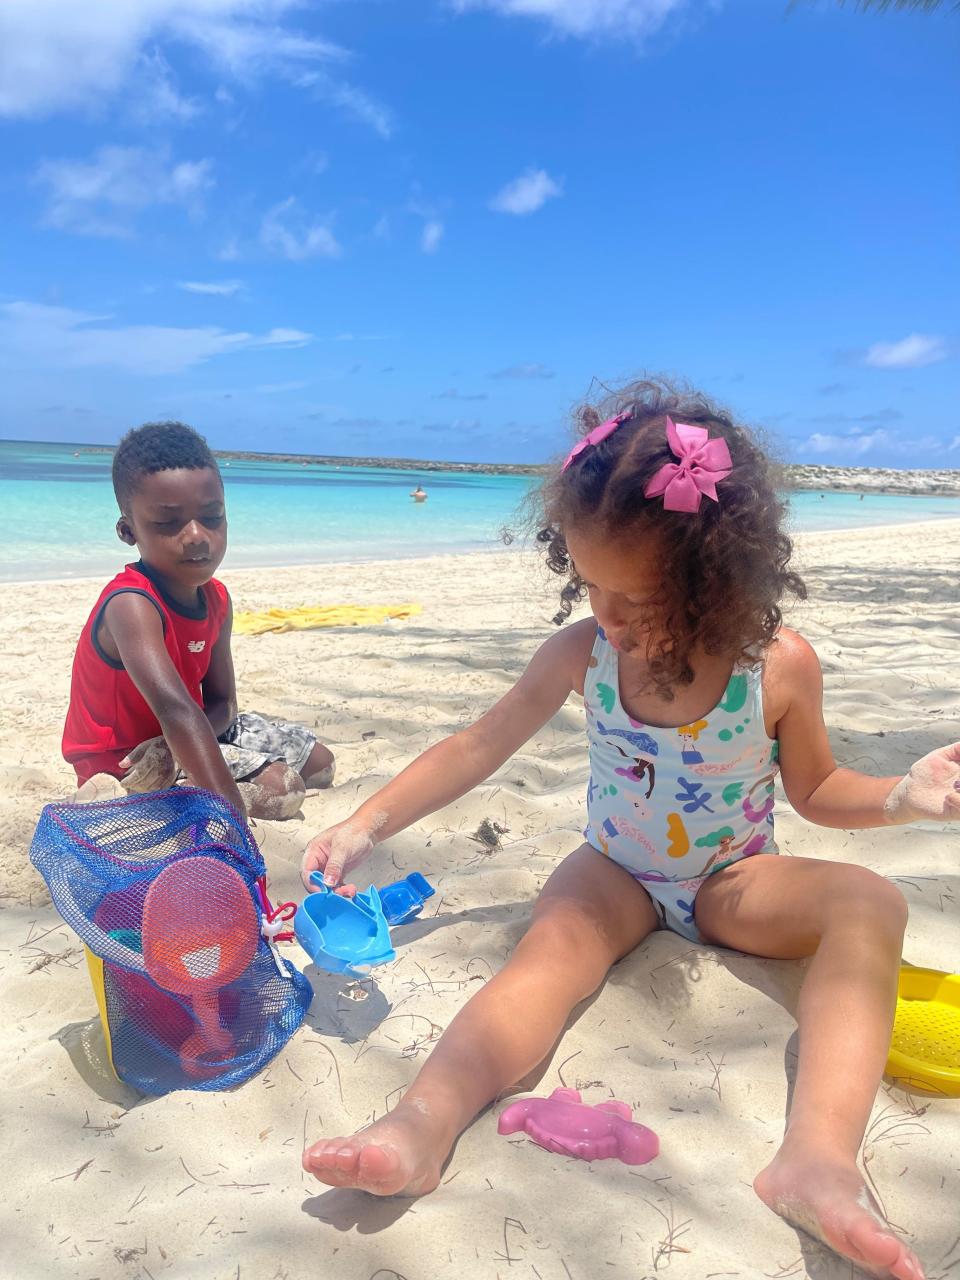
[63,421,334,818]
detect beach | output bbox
[2,519,959,1280]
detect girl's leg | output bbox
[695,854,922,1280]
[303,844,658,1194]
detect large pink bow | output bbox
[561,412,631,472]
[643,418,733,513]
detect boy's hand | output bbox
[884,742,960,824]
[120,737,178,792]
[302,823,376,890]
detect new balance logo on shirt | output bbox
[187,640,206,653]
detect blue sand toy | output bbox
[295,873,396,975]
[378,872,435,926]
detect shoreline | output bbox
[7,438,960,495]
[4,517,960,593]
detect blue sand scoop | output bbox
[378,872,435,926]
[295,874,396,975]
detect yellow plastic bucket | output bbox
[84,945,119,1080]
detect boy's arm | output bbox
[303,620,594,888]
[104,593,247,815]
[773,630,960,828]
[199,595,239,737]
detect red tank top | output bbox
[63,561,230,784]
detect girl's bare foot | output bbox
[754,1137,924,1280]
[302,1102,452,1196]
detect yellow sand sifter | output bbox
[886,965,960,1096]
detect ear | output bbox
[116,516,137,547]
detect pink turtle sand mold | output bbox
[498,1087,659,1165]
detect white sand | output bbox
[2,522,959,1280]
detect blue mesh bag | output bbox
[30,787,312,1095]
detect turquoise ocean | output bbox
[3,439,959,584]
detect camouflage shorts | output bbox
[216,711,317,780]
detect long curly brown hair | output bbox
[534,376,806,696]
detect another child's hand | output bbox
[301,822,376,890]
[884,742,960,824]
[120,736,178,792]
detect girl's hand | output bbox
[884,743,960,824]
[302,822,377,890]
[120,736,178,792]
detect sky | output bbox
[1,0,957,466]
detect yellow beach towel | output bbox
[233,603,422,636]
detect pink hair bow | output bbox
[561,411,631,472]
[643,417,733,513]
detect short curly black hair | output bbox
[112,421,219,507]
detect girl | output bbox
[301,379,958,1280]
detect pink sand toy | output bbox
[142,856,259,1079]
[498,1087,659,1165]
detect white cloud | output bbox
[863,333,948,369]
[948,436,960,452]
[174,7,343,79]
[179,280,244,296]
[491,361,555,379]
[422,417,483,434]
[0,0,345,119]
[34,146,213,237]
[262,327,311,344]
[0,300,310,376]
[798,427,945,461]
[301,149,330,175]
[810,408,902,426]
[298,74,394,139]
[454,0,692,40]
[260,197,341,260]
[421,219,444,253]
[801,429,893,458]
[132,49,200,123]
[489,168,562,215]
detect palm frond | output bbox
[852,0,958,9]
[791,0,959,10]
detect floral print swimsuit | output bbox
[583,627,779,941]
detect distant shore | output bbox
[69,443,543,477]
[782,463,960,497]
[53,443,960,494]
